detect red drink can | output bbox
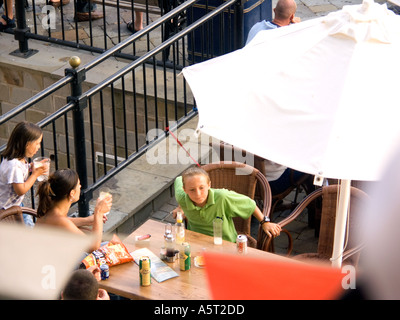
[236,235,248,255]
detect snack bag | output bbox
[80,234,133,269]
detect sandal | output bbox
[0,15,16,31]
[127,20,139,34]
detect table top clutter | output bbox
[99,219,292,300]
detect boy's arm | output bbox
[252,206,281,238]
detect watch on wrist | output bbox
[260,216,270,225]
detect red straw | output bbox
[166,127,201,167]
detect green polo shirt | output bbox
[174,176,256,243]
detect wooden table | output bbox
[99,219,291,300]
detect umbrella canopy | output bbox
[183,0,400,182]
[183,0,400,267]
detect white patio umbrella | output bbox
[182,0,400,267]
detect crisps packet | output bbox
[80,234,133,269]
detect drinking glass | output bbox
[99,187,112,215]
[213,218,223,245]
[33,157,50,181]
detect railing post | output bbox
[10,0,38,58]
[234,0,245,50]
[65,56,91,217]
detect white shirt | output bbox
[264,159,287,182]
[0,158,29,209]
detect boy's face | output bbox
[183,174,211,208]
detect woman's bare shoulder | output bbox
[36,214,83,234]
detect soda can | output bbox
[236,234,248,255]
[139,256,151,286]
[100,263,109,280]
[179,242,191,271]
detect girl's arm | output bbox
[12,165,46,196]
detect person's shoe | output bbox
[126,20,140,33]
[0,15,16,31]
[75,10,103,22]
[49,0,70,8]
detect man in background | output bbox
[245,0,300,45]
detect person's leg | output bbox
[268,168,293,195]
[134,11,143,31]
[75,0,103,21]
[127,10,143,33]
[269,168,309,195]
[49,0,70,8]
[0,0,15,29]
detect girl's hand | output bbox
[31,161,48,178]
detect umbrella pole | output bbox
[331,179,351,268]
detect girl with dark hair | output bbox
[0,121,48,226]
[36,169,112,251]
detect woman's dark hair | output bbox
[1,121,43,160]
[37,169,79,218]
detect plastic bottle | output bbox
[160,223,173,260]
[165,233,175,259]
[175,212,185,245]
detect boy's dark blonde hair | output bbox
[182,166,210,187]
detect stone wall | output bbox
[0,37,193,182]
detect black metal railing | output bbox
[4,0,245,61]
[0,0,243,216]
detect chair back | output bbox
[260,184,368,266]
[210,141,314,218]
[202,161,272,248]
[316,185,366,265]
[0,206,37,224]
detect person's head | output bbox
[37,168,80,218]
[274,0,297,25]
[2,121,43,160]
[182,166,211,207]
[62,269,99,300]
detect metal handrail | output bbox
[0,75,74,124]
[84,0,238,97]
[84,0,199,71]
[0,0,244,216]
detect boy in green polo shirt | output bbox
[174,166,281,243]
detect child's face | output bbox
[25,135,43,158]
[183,174,211,207]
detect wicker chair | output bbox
[201,161,272,249]
[258,184,368,267]
[210,141,314,220]
[0,206,37,224]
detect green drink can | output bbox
[139,256,151,286]
[179,242,191,271]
